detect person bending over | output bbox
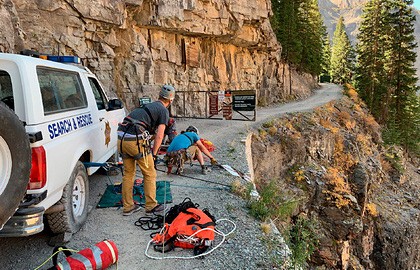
[165,125,217,175]
[118,84,175,216]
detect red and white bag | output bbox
[49,240,118,270]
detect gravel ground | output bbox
[0,84,342,270]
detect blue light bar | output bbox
[47,55,81,64]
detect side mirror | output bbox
[108,99,124,111]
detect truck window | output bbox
[37,67,88,115]
[88,77,107,110]
[0,70,14,110]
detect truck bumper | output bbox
[0,207,44,237]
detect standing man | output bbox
[118,85,175,216]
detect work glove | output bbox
[210,157,218,166]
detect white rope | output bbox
[144,218,236,260]
[161,179,168,258]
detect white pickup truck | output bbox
[0,52,125,237]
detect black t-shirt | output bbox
[118,101,169,135]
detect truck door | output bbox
[87,77,124,164]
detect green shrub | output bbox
[248,181,299,222]
[285,216,319,268]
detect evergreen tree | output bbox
[330,17,353,84]
[271,0,303,65]
[383,0,419,153]
[299,0,325,75]
[270,0,325,75]
[355,0,389,121]
[356,0,419,154]
[320,32,332,82]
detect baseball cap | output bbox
[159,84,176,101]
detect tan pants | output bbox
[187,145,199,157]
[118,139,157,212]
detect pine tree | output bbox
[383,0,419,153]
[330,17,353,84]
[271,0,325,75]
[355,0,389,121]
[320,33,332,82]
[271,0,303,65]
[299,0,325,75]
[356,0,419,154]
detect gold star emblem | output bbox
[104,121,111,147]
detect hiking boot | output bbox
[146,204,166,215]
[201,166,211,175]
[123,204,142,216]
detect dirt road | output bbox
[0,83,342,270]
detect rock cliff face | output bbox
[250,88,420,269]
[319,0,420,84]
[0,0,317,111]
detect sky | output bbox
[414,0,420,10]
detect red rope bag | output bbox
[48,240,118,270]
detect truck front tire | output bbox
[46,161,89,234]
[0,102,31,229]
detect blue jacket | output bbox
[167,132,200,152]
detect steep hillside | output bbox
[0,0,317,111]
[250,86,420,269]
[319,0,420,83]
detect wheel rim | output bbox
[72,174,86,217]
[0,136,12,195]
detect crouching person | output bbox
[165,125,217,175]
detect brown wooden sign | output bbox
[209,95,218,115]
[223,90,232,120]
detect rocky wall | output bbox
[0,0,316,111]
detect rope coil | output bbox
[144,218,236,260]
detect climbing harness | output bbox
[118,116,153,168]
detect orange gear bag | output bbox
[152,207,216,251]
[200,138,215,152]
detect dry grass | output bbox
[294,169,305,182]
[362,114,380,133]
[365,203,379,217]
[353,104,363,113]
[333,135,357,171]
[320,118,340,133]
[336,111,355,130]
[346,87,358,101]
[380,155,393,174]
[325,101,336,113]
[323,167,352,208]
[231,179,248,198]
[268,126,277,136]
[258,129,268,139]
[356,133,373,155]
[261,222,272,234]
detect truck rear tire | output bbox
[0,102,31,229]
[46,161,89,234]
